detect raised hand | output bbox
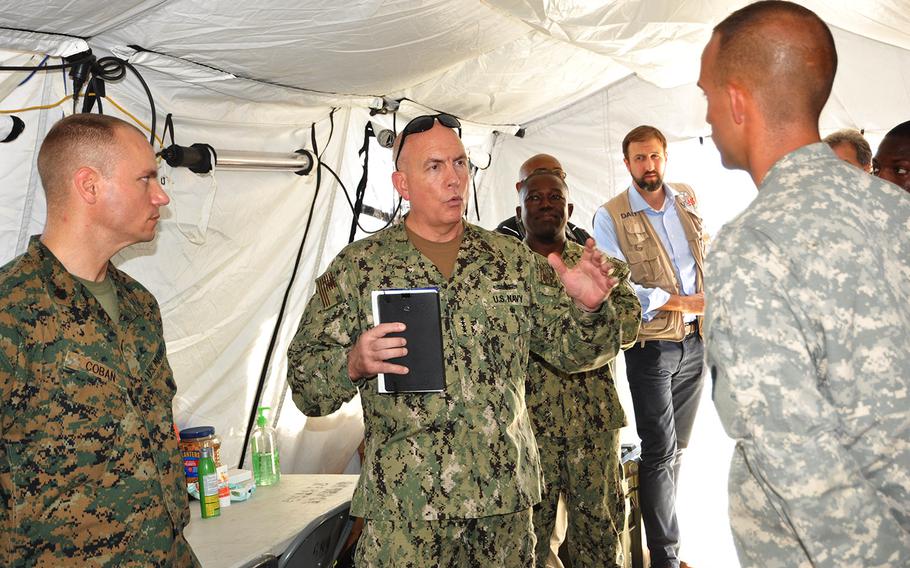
[548,238,618,312]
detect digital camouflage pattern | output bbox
[705,143,910,567]
[355,507,534,567]
[533,431,625,568]
[287,221,621,523]
[527,240,639,567]
[526,241,639,439]
[0,237,198,567]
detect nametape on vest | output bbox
[620,211,639,219]
[64,351,118,382]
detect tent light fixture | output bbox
[369,96,400,116]
[158,143,314,176]
[376,128,395,148]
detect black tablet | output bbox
[370,288,446,393]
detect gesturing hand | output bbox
[347,322,409,380]
[548,238,618,312]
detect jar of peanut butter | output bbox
[178,426,221,494]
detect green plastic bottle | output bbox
[198,446,221,518]
[250,406,280,486]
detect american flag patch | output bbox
[315,271,340,309]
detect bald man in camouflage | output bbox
[699,2,910,565]
[288,114,624,567]
[0,114,198,566]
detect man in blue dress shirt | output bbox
[593,125,707,568]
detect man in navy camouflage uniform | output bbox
[699,2,910,565]
[512,163,641,567]
[0,114,198,566]
[495,154,593,245]
[287,114,625,567]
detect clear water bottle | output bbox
[250,406,280,486]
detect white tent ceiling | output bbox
[4,0,909,124]
[1,1,909,491]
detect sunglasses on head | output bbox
[394,113,462,170]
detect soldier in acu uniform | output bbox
[0,114,198,567]
[287,114,624,567]
[699,2,910,566]
[513,164,641,567]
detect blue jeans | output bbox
[625,334,705,568]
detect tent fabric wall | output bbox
[0,42,361,471]
[2,0,910,483]
[469,20,910,452]
[473,23,910,242]
[6,1,910,124]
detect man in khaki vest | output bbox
[592,125,706,568]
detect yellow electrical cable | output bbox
[0,95,70,113]
[0,93,164,148]
[103,95,164,147]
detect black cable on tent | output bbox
[0,50,93,72]
[0,50,158,147]
[320,118,400,237]
[469,152,491,222]
[238,109,336,469]
[161,113,176,148]
[348,121,375,243]
[85,55,158,146]
[319,160,401,233]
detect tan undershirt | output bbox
[405,223,464,280]
[75,274,120,322]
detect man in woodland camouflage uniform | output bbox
[287,114,626,567]
[514,163,640,567]
[0,114,198,566]
[699,2,910,565]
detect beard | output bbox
[634,171,663,192]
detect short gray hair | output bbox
[823,129,872,168]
